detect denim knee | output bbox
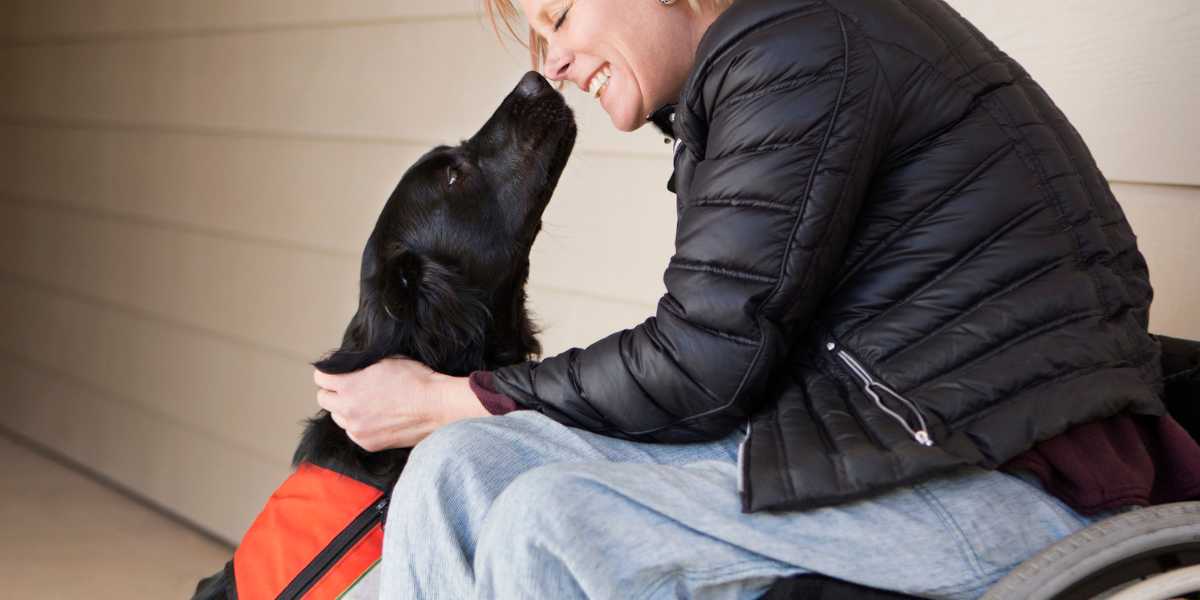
[476,463,602,564]
[395,418,505,495]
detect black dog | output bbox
[192,71,575,599]
[294,71,575,492]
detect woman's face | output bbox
[520,0,712,132]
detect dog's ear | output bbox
[314,249,492,374]
[383,250,491,371]
[309,250,424,375]
[378,250,424,322]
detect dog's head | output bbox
[313,72,576,377]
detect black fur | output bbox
[295,71,576,492]
[193,72,575,600]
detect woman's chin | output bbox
[605,102,644,132]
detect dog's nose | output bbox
[517,71,551,97]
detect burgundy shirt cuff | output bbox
[468,370,520,415]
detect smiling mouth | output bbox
[585,63,612,99]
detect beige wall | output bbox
[1,1,1196,543]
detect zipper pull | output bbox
[825,340,935,447]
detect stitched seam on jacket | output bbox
[841,199,1047,341]
[782,396,830,499]
[879,256,1070,366]
[831,141,1015,294]
[903,310,1104,397]
[610,8,861,439]
[861,36,902,109]
[658,299,758,346]
[669,257,775,283]
[614,311,752,438]
[763,14,887,503]
[850,31,1147,382]
[712,67,843,121]
[613,328,691,437]
[881,98,969,166]
[722,10,855,429]
[566,348,609,429]
[684,4,832,117]
[896,0,1108,317]
[956,1,1131,357]
[949,360,1135,431]
[709,123,831,161]
[688,196,798,213]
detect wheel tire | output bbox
[982,501,1200,600]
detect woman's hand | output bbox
[312,357,490,452]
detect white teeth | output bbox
[588,67,612,98]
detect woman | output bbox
[313,0,1200,597]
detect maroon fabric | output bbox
[468,370,1200,515]
[468,370,519,415]
[1002,412,1200,515]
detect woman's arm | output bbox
[491,9,894,442]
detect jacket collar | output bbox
[646,103,678,141]
[646,0,799,140]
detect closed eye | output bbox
[553,4,571,31]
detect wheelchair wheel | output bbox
[982,501,1200,600]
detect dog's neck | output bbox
[481,264,541,370]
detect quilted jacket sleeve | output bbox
[489,8,894,442]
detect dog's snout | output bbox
[517,71,552,98]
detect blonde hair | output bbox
[483,0,732,72]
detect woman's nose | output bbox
[542,44,573,82]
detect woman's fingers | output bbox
[327,405,347,429]
[312,356,444,451]
[317,386,347,416]
[312,367,343,392]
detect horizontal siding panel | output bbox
[0,282,656,542]
[2,3,1195,181]
[525,285,581,359]
[0,123,678,306]
[528,153,676,306]
[0,357,290,543]
[0,189,673,375]
[1110,182,1200,340]
[0,19,670,158]
[0,0,482,41]
[0,122,418,256]
[0,277,319,465]
[566,298,659,356]
[1,0,1194,545]
[949,0,1200,186]
[529,284,658,358]
[0,198,358,358]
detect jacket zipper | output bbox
[825,341,934,447]
[277,496,389,600]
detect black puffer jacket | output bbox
[491,0,1165,512]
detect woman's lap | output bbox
[380,410,1100,600]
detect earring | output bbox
[659,0,676,5]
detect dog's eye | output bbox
[446,166,460,187]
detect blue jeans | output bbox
[379,410,1108,599]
